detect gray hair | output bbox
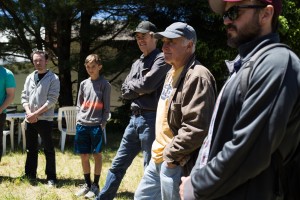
[182,38,196,53]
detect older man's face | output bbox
[161,37,192,69]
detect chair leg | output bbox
[8,119,14,151]
[3,133,6,156]
[18,123,22,145]
[61,132,66,152]
[21,121,26,152]
[38,135,42,146]
[10,130,14,151]
[2,131,10,156]
[103,128,107,145]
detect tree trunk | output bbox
[56,16,73,106]
[77,10,94,93]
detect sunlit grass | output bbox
[0,129,143,200]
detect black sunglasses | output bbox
[223,5,267,21]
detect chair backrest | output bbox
[58,106,78,135]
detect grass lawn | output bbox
[0,125,143,200]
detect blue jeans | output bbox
[134,160,182,200]
[96,112,156,200]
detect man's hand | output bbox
[26,112,38,123]
[180,176,190,200]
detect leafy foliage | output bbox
[280,0,300,56]
[0,0,299,101]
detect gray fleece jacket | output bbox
[21,70,60,121]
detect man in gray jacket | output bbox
[180,0,300,199]
[21,50,60,187]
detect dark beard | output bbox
[226,15,261,48]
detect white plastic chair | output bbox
[2,131,10,155]
[3,118,14,155]
[103,113,111,145]
[58,106,77,152]
[2,130,14,156]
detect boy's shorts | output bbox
[74,124,103,154]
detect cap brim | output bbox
[131,29,150,36]
[208,0,227,14]
[134,28,150,33]
[154,31,182,39]
[209,0,244,14]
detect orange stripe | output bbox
[82,101,103,110]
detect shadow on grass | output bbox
[116,191,134,199]
[0,175,85,188]
[0,175,21,183]
[0,175,41,186]
[54,178,86,188]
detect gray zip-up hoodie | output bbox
[21,70,60,121]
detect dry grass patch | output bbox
[0,135,143,200]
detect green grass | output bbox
[0,127,143,200]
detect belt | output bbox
[132,108,155,116]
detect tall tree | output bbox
[0,0,299,105]
[0,0,79,106]
[0,0,137,105]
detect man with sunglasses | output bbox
[180,0,300,199]
[96,21,170,200]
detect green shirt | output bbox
[0,66,16,113]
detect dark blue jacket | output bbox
[185,33,300,200]
[121,48,170,111]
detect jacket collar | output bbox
[177,54,197,82]
[140,48,160,61]
[238,33,280,59]
[166,53,197,87]
[225,33,280,73]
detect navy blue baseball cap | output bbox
[154,22,197,43]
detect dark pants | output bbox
[25,120,56,180]
[0,113,6,160]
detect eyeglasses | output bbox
[223,5,267,21]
